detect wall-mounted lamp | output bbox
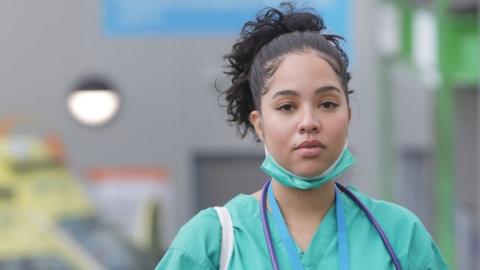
[67,77,121,127]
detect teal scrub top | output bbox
[156,186,448,269]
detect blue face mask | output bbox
[260,144,356,190]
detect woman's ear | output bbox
[249,110,264,142]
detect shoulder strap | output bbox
[214,206,234,270]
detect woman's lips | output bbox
[294,140,325,158]
[295,146,323,157]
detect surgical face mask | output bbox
[260,143,356,190]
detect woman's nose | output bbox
[298,109,320,134]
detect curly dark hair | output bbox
[220,2,352,139]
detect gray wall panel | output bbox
[0,0,382,246]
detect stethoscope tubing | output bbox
[335,182,402,270]
[261,180,402,270]
[260,180,280,270]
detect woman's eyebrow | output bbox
[271,86,341,99]
[271,90,298,99]
[315,86,341,94]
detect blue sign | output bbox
[102,0,351,57]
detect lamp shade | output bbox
[67,78,121,127]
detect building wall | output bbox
[0,0,383,245]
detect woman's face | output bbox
[250,50,350,177]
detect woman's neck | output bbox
[250,180,336,251]
[270,179,335,222]
[267,179,336,251]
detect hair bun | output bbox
[229,3,325,77]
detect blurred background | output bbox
[0,0,477,269]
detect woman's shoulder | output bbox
[159,207,221,269]
[346,185,423,225]
[158,194,258,269]
[224,193,261,219]
[345,185,431,241]
[173,207,221,243]
[345,185,448,269]
[173,193,256,238]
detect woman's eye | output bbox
[320,101,338,109]
[277,104,295,112]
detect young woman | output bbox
[156,3,448,269]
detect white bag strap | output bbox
[214,206,234,270]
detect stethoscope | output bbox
[260,180,402,270]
